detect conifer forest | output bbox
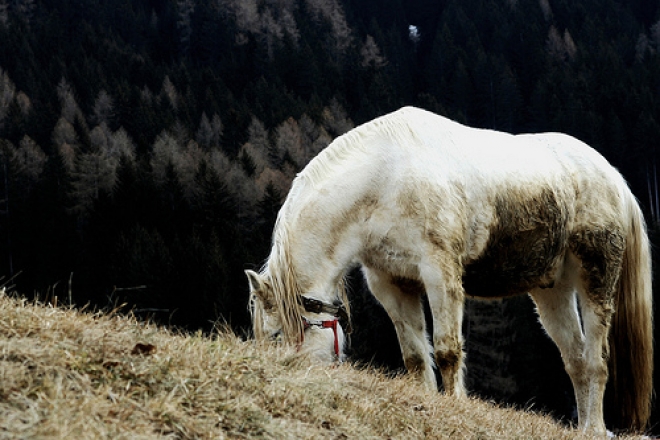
[1,0,660,431]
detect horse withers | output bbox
[246,106,653,434]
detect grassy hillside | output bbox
[0,290,645,439]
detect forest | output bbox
[1,0,660,432]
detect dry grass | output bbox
[0,289,647,439]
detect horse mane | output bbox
[262,215,306,345]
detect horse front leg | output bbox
[422,263,466,397]
[362,267,437,391]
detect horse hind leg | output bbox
[362,267,437,391]
[572,227,624,434]
[575,294,612,434]
[529,256,588,427]
[534,228,623,434]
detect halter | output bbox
[298,296,351,359]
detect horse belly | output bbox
[463,244,562,298]
[462,189,569,298]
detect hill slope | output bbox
[0,290,642,439]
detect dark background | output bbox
[1,0,659,433]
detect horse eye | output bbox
[263,300,275,311]
[270,330,283,341]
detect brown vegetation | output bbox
[0,290,645,439]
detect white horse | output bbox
[245,106,653,433]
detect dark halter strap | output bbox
[298,296,352,334]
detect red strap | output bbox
[300,318,340,358]
[321,319,339,357]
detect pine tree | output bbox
[12,135,46,192]
[91,90,115,128]
[305,0,353,63]
[13,0,36,26]
[651,18,660,50]
[176,0,195,57]
[274,117,301,168]
[322,98,353,137]
[69,149,117,216]
[0,0,8,28]
[195,112,223,150]
[299,113,331,163]
[238,116,270,175]
[150,130,180,188]
[254,182,282,255]
[0,66,15,132]
[360,35,387,68]
[161,76,178,111]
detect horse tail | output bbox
[608,192,653,431]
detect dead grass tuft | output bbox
[0,290,646,439]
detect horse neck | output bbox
[270,208,346,305]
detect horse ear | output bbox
[246,269,275,308]
[245,269,264,293]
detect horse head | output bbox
[246,269,349,363]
